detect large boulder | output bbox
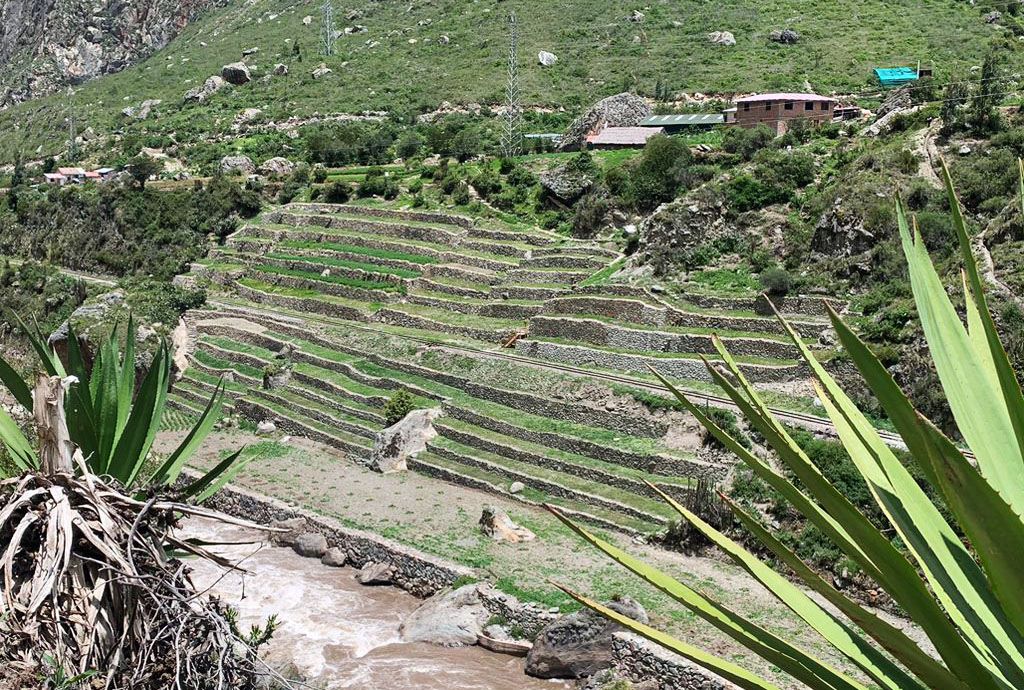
[185,75,227,103]
[525,598,648,679]
[400,584,492,646]
[559,92,652,151]
[539,157,597,203]
[258,157,296,177]
[368,408,443,474]
[633,185,729,275]
[357,562,393,585]
[122,99,161,120]
[538,50,558,67]
[769,28,800,44]
[292,532,328,558]
[221,62,252,85]
[219,155,256,175]
[479,506,536,543]
[708,31,736,46]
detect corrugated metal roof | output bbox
[735,92,833,103]
[586,126,664,145]
[640,113,725,126]
[875,67,919,86]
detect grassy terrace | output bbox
[264,251,422,279]
[275,207,467,232]
[252,264,404,293]
[279,239,440,265]
[534,312,815,345]
[235,278,384,311]
[380,302,524,330]
[526,336,802,367]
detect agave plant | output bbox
[0,313,246,501]
[549,162,1024,690]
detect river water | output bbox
[185,519,569,690]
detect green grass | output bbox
[265,251,422,278]
[235,278,384,310]
[192,349,263,380]
[280,239,440,265]
[254,264,404,293]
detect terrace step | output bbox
[519,254,610,270]
[373,306,523,344]
[505,268,594,285]
[281,381,387,427]
[235,397,374,460]
[412,277,491,298]
[425,263,502,285]
[408,451,656,535]
[284,202,473,229]
[467,226,558,246]
[253,388,379,440]
[271,211,466,245]
[405,290,544,320]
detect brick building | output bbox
[732,93,835,134]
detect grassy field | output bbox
[0,0,1013,162]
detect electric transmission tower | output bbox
[66,87,79,163]
[320,0,336,57]
[500,11,523,159]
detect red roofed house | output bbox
[44,172,67,186]
[57,167,87,183]
[585,126,665,149]
[84,171,101,182]
[732,93,835,134]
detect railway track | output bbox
[207,297,911,450]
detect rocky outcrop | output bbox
[221,62,252,85]
[526,598,649,679]
[708,31,736,46]
[400,583,492,646]
[479,506,536,543]
[122,99,161,120]
[540,159,597,203]
[559,92,652,151]
[368,408,442,473]
[258,157,296,177]
[219,155,256,175]
[633,186,728,275]
[769,29,800,44]
[185,75,228,103]
[0,0,229,108]
[810,195,875,261]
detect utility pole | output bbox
[320,0,336,57]
[500,11,523,159]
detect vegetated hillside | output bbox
[0,0,1017,162]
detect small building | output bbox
[874,65,933,89]
[95,167,117,181]
[57,167,86,183]
[585,126,665,149]
[832,105,863,122]
[43,172,67,186]
[84,171,102,182]
[732,93,835,134]
[639,113,725,133]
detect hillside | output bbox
[0,0,1017,162]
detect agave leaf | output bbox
[0,353,32,412]
[547,505,869,690]
[551,583,784,690]
[828,305,1024,633]
[181,446,250,504]
[94,335,121,472]
[149,381,225,487]
[720,494,967,690]
[10,311,63,378]
[116,315,136,438]
[108,344,168,486]
[814,380,1024,689]
[899,188,1024,518]
[63,326,100,470]
[0,405,37,473]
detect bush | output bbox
[722,125,775,160]
[452,181,471,206]
[312,165,328,183]
[571,192,610,238]
[325,181,352,203]
[383,390,418,426]
[724,175,790,212]
[759,266,793,296]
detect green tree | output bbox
[126,154,162,189]
[383,389,418,426]
[553,164,1024,690]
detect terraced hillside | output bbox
[176,201,837,535]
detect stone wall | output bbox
[414,277,490,298]
[516,339,806,384]
[291,202,474,229]
[274,211,465,245]
[244,268,399,303]
[425,263,502,285]
[406,293,543,320]
[234,282,376,320]
[530,316,802,361]
[374,308,519,344]
[611,633,736,690]
[461,239,530,258]
[507,268,591,285]
[468,226,555,245]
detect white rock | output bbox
[256,419,277,436]
[538,50,558,67]
[400,584,492,646]
[508,481,526,494]
[708,30,736,46]
[369,408,442,473]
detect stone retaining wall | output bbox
[425,263,501,285]
[253,255,408,289]
[516,339,806,384]
[274,211,464,245]
[530,316,801,361]
[468,226,555,245]
[462,239,529,258]
[290,202,474,229]
[612,633,735,690]
[278,247,427,275]
[501,285,571,301]
[507,268,591,285]
[234,282,376,320]
[440,251,518,273]
[523,255,606,270]
[245,268,399,302]
[413,277,490,298]
[235,399,371,458]
[406,294,543,320]
[374,308,519,344]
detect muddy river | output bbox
[185,519,570,689]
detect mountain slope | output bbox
[0,0,1016,162]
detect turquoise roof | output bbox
[875,67,919,87]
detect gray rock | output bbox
[769,28,800,44]
[321,547,347,567]
[368,407,442,474]
[303,15,313,25]
[242,46,259,56]
[357,561,393,585]
[221,61,252,85]
[985,10,1002,23]
[256,420,277,436]
[400,584,491,646]
[628,10,645,22]
[438,35,450,45]
[479,505,536,543]
[269,517,309,546]
[273,63,289,75]
[508,481,526,494]
[122,99,161,120]
[220,154,256,175]
[708,30,736,46]
[559,92,652,151]
[959,144,972,155]
[312,63,332,79]
[540,159,597,202]
[538,50,558,67]
[185,75,227,103]
[258,156,296,177]
[292,532,328,558]
[525,598,648,679]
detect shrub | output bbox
[312,165,328,184]
[382,390,418,426]
[758,266,793,296]
[452,181,471,206]
[722,124,775,160]
[325,181,353,203]
[571,192,611,238]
